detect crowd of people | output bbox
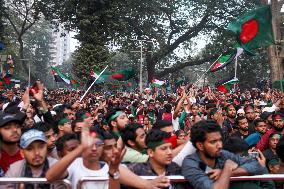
[0,81,283,189]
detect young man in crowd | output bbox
[121,123,148,163]
[5,129,57,188]
[57,118,73,138]
[33,121,58,159]
[245,118,268,147]
[244,105,256,132]
[126,129,185,188]
[257,113,284,151]
[0,112,25,173]
[56,133,80,158]
[222,104,237,140]
[263,133,281,161]
[182,120,266,189]
[46,121,123,189]
[231,116,254,140]
[106,108,129,139]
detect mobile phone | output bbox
[248,151,259,159]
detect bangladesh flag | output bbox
[228,5,273,53]
[216,77,239,93]
[110,68,135,81]
[90,68,108,83]
[210,48,243,72]
[51,66,71,84]
[151,79,165,87]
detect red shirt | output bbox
[0,149,23,173]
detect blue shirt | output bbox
[181,150,266,189]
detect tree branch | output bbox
[156,53,219,78]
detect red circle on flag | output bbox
[240,19,258,44]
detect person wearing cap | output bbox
[57,118,72,138]
[33,122,58,159]
[236,108,245,117]
[0,112,25,173]
[245,118,268,147]
[256,113,284,151]
[5,129,57,184]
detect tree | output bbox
[0,0,4,41]
[2,0,42,81]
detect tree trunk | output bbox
[146,53,156,83]
[268,0,283,83]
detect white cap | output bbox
[262,105,276,113]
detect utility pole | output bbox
[131,39,153,93]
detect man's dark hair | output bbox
[235,116,246,126]
[223,137,249,154]
[101,130,116,140]
[145,129,171,149]
[254,118,265,127]
[121,123,143,147]
[33,122,52,133]
[4,101,21,114]
[153,120,172,130]
[190,120,222,149]
[164,104,172,113]
[56,133,79,152]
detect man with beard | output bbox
[0,112,25,173]
[33,122,58,159]
[231,116,254,140]
[105,108,129,139]
[182,120,266,189]
[222,104,237,140]
[257,113,284,151]
[244,105,256,133]
[5,129,57,188]
[121,123,148,163]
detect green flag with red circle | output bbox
[228,5,274,53]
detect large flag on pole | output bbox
[228,5,274,53]
[216,77,239,93]
[110,68,135,81]
[51,66,71,84]
[210,48,244,72]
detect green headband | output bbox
[147,140,166,150]
[82,113,92,119]
[58,118,71,125]
[108,111,123,123]
[270,133,281,139]
[147,138,171,149]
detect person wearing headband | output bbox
[256,113,284,151]
[57,118,72,138]
[126,129,187,188]
[105,109,129,139]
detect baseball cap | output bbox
[0,112,25,127]
[20,129,47,149]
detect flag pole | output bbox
[234,57,238,91]
[80,65,108,102]
[196,54,222,84]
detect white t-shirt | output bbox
[67,158,109,189]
